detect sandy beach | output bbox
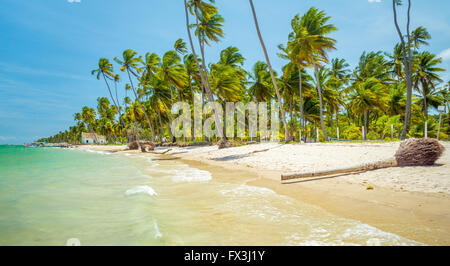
[73,142,450,245]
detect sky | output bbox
[0,0,449,144]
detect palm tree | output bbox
[411,26,431,50]
[174,38,188,55]
[248,0,289,141]
[248,61,274,103]
[294,7,338,141]
[348,78,388,139]
[412,51,444,119]
[114,49,155,141]
[91,58,126,130]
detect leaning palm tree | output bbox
[248,0,289,141]
[114,49,155,141]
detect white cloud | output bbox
[368,0,381,3]
[438,48,450,61]
[67,0,81,3]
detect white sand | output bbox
[73,142,450,194]
[162,142,450,194]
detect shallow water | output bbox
[0,145,420,246]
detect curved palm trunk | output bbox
[126,69,155,141]
[312,60,329,141]
[184,0,225,141]
[393,0,413,140]
[249,0,289,142]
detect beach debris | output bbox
[251,148,269,154]
[395,138,445,166]
[218,139,232,149]
[281,139,445,181]
[128,141,155,152]
[367,186,374,190]
[140,142,156,153]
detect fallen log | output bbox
[281,138,445,181]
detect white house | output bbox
[81,132,107,144]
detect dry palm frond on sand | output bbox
[281,139,445,181]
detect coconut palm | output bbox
[91,58,126,129]
[411,26,431,50]
[174,38,188,55]
[248,0,290,141]
[114,49,155,141]
[248,61,274,103]
[348,78,388,139]
[293,7,338,141]
[412,51,444,119]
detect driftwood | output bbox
[281,139,445,181]
[147,148,172,155]
[251,148,269,154]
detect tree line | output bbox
[38,0,449,145]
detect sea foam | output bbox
[125,186,157,196]
[171,169,212,182]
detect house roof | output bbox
[82,132,106,140]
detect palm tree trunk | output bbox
[393,0,413,140]
[156,103,165,142]
[184,0,225,141]
[364,109,369,140]
[312,60,329,141]
[249,0,289,142]
[126,69,155,142]
[289,101,294,140]
[102,74,126,132]
[194,9,226,140]
[423,86,428,120]
[298,64,303,143]
[162,103,173,141]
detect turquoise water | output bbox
[0,145,420,246]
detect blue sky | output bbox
[0,0,449,144]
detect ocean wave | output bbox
[84,149,111,155]
[220,185,276,197]
[125,186,157,196]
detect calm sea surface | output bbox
[0,145,420,245]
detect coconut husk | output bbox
[282,139,445,181]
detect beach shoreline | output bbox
[72,142,450,245]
